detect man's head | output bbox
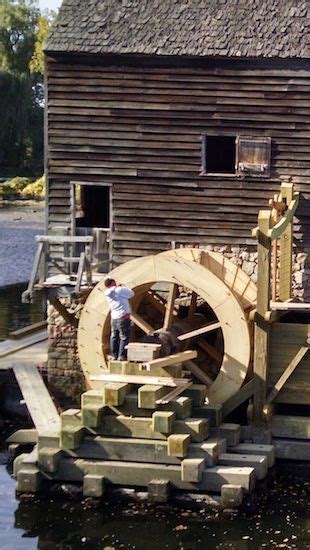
[104,277,116,288]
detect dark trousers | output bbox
[111,317,131,360]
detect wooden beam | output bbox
[266,344,309,404]
[144,350,197,369]
[163,283,178,330]
[279,184,294,301]
[222,378,259,418]
[178,322,221,341]
[183,360,213,387]
[131,312,154,335]
[253,210,272,428]
[155,381,193,404]
[13,364,60,435]
[49,297,78,327]
[188,292,198,319]
[36,235,93,243]
[198,339,222,364]
[268,195,299,241]
[270,301,310,311]
[89,373,189,387]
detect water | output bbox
[0,433,309,550]
[0,283,46,341]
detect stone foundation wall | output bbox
[47,299,86,407]
[203,244,309,300]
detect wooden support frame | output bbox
[266,343,309,405]
[253,210,272,428]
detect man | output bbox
[104,277,135,360]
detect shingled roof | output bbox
[45,0,310,59]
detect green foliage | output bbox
[29,14,49,76]
[0,173,45,199]
[21,173,45,198]
[0,0,40,75]
[0,175,32,196]
[0,2,53,174]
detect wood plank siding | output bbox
[46,57,310,265]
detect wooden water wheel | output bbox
[78,249,256,405]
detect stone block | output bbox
[37,432,60,451]
[148,479,170,503]
[38,447,63,473]
[221,484,244,508]
[61,409,82,429]
[174,418,209,442]
[181,458,205,482]
[183,385,207,407]
[152,411,176,434]
[138,385,169,409]
[83,474,105,498]
[167,434,191,457]
[103,383,131,406]
[17,469,42,493]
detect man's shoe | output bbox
[118,356,127,361]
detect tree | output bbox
[0,0,39,74]
[0,1,53,174]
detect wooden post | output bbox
[279,183,294,302]
[253,210,272,429]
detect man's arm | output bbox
[118,287,134,299]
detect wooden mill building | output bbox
[43,0,309,297]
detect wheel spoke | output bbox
[131,312,154,335]
[188,291,197,319]
[163,283,178,330]
[177,321,221,341]
[198,339,222,364]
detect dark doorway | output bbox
[74,184,110,229]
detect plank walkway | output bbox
[13,364,60,435]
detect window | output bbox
[201,135,271,177]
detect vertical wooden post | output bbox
[279,183,294,302]
[253,210,272,430]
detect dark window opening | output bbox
[75,184,110,229]
[204,136,236,174]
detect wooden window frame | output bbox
[200,134,271,178]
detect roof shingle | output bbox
[45,0,310,59]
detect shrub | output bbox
[21,175,45,199]
[0,176,31,197]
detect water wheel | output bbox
[78,249,256,405]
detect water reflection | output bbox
[0,468,307,550]
[0,283,45,341]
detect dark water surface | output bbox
[0,452,309,550]
[0,283,45,341]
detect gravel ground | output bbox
[0,202,45,287]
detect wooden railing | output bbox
[22,235,94,302]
